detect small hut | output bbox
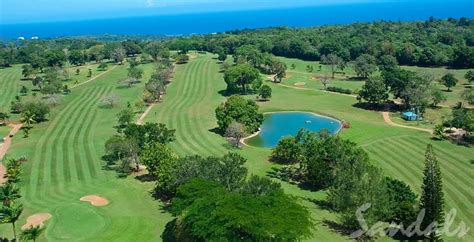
[402,111,421,121]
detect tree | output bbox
[0,112,9,125]
[127,66,144,86]
[233,44,263,67]
[4,159,22,184]
[271,137,302,164]
[258,85,272,100]
[123,123,175,148]
[378,55,399,72]
[100,93,121,108]
[358,77,389,105]
[20,86,28,96]
[465,70,474,84]
[113,48,126,64]
[44,50,66,67]
[419,144,444,241]
[174,54,189,64]
[116,108,134,128]
[0,183,21,206]
[241,175,283,196]
[68,50,86,66]
[270,59,287,82]
[441,73,458,91]
[134,100,146,112]
[321,54,344,78]
[32,76,44,90]
[0,203,23,241]
[20,111,36,129]
[21,225,45,242]
[155,153,248,198]
[140,142,176,178]
[215,95,264,133]
[328,160,389,230]
[88,68,92,77]
[353,54,377,78]
[384,177,418,225]
[21,64,35,79]
[22,102,50,122]
[320,74,330,90]
[224,64,261,93]
[461,88,474,106]
[225,121,246,148]
[430,88,447,107]
[165,179,313,241]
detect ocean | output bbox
[1,1,473,39]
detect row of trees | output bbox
[1,158,45,241]
[357,56,473,115]
[270,130,445,240]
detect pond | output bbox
[244,112,342,148]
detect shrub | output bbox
[326,86,352,94]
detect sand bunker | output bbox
[0,163,6,184]
[294,82,306,86]
[80,195,109,207]
[22,213,52,230]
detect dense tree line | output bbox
[2,18,472,70]
[161,18,474,68]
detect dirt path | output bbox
[71,65,117,89]
[0,163,6,184]
[381,112,433,134]
[277,83,357,98]
[136,104,155,125]
[0,123,23,160]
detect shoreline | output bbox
[241,110,343,148]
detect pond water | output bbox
[245,112,342,148]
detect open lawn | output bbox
[0,126,10,139]
[1,53,472,241]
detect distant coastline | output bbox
[1,1,473,39]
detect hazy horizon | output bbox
[2,0,470,25]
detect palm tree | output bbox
[21,225,45,242]
[0,203,23,241]
[20,111,36,129]
[0,183,21,205]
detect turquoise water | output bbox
[245,112,341,148]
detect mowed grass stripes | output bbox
[364,136,474,233]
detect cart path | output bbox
[381,112,432,134]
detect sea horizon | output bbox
[1,1,473,39]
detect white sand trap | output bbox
[80,195,109,207]
[22,213,52,230]
[294,82,306,86]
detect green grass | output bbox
[0,62,172,241]
[145,53,473,241]
[1,54,472,241]
[0,126,10,139]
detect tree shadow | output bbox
[302,197,334,211]
[352,102,386,111]
[135,174,155,182]
[322,220,356,237]
[208,127,222,135]
[218,89,233,97]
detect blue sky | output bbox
[0,0,398,24]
